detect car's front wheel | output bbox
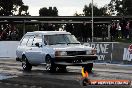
[45,55,56,72]
[22,56,32,71]
[58,65,67,72]
[83,63,93,73]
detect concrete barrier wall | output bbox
[0,41,19,58]
[0,41,131,64]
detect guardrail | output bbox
[0,41,131,64]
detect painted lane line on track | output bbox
[67,66,132,74]
[30,86,37,88]
[22,85,28,88]
[94,68,132,74]
[14,84,19,86]
[94,63,132,67]
[2,82,43,88]
[37,87,43,88]
[5,83,11,85]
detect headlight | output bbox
[86,49,97,55]
[55,51,67,56]
[86,51,92,55]
[91,49,97,55]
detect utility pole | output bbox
[91,0,94,42]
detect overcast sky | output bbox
[23,0,111,16]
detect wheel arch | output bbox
[22,54,26,60]
[45,54,51,62]
[45,54,55,63]
[22,54,31,64]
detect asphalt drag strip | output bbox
[0,72,131,88]
[0,59,131,88]
[1,74,81,88]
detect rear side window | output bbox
[32,35,42,46]
[27,36,34,46]
[20,35,30,46]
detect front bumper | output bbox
[54,55,97,66]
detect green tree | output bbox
[0,0,29,16]
[18,5,29,16]
[39,7,58,31]
[83,4,109,16]
[39,7,58,16]
[108,0,132,16]
[74,11,84,16]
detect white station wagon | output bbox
[16,31,97,72]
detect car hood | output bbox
[49,44,93,51]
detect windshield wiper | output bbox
[67,43,80,44]
[56,42,67,44]
[54,42,80,45]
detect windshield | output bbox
[44,34,80,45]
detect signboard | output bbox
[123,44,132,61]
[84,42,113,62]
[123,48,132,61]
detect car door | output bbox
[16,35,31,59]
[26,34,43,64]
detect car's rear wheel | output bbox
[45,55,56,72]
[22,56,32,71]
[83,63,93,73]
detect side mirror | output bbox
[35,43,42,47]
[35,43,39,47]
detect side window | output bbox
[32,35,42,47]
[20,35,30,46]
[27,36,34,46]
[44,35,49,45]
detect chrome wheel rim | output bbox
[46,58,51,71]
[22,58,27,69]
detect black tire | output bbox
[83,63,93,73]
[58,65,67,72]
[16,57,20,61]
[45,55,56,72]
[22,56,32,71]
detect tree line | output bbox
[0,0,132,16]
[0,0,132,41]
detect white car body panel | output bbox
[16,31,97,65]
[50,44,93,51]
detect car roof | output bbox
[25,31,71,35]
